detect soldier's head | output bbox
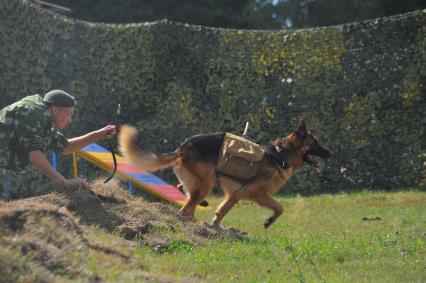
[43,90,76,129]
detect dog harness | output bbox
[265,139,289,169]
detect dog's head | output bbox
[279,119,331,172]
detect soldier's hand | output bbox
[95,125,117,140]
[64,177,89,189]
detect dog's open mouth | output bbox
[303,153,324,173]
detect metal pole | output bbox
[128,180,135,195]
[72,152,78,177]
[242,121,249,136]
[51,152,57,171]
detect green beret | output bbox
[43,90,76,107]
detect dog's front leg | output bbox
[253,194,283,228]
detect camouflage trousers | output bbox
[0,167,45,200]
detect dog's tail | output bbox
[118,124,179,172]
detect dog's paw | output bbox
[263,217,274,229]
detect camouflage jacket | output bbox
[0,94,68,171]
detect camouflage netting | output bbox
[0,0,425,195]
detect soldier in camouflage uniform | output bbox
[0,90,116,186]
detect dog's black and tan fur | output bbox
[119,120,331,228]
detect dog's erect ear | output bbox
[295,119,307,137]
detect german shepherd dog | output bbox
[119,120,331,228]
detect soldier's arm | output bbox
[28,150,66,182]
[29,150,88,188]
[62,125,116,155]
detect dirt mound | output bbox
[35,179,125,230]
[5,179,249,246]
[0,179,248,281]
[0,201,131,282]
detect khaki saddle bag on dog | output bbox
[216,132,265,180]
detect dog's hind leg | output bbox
[175,163,215,220]
[183,171,216,218]
[179,183,214,219]
[176,181,201,220]
[177,183,209,207]
[252,193,283,228]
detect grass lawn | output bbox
[2,189,425,282]
[129,191,426,282]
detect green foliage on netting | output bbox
[0,0,424,195]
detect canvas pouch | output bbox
[216,132,265,180]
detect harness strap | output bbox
[265,169,280,191]
[265,147,289,170]
[103,140,117,183]
[104,104,121,183]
